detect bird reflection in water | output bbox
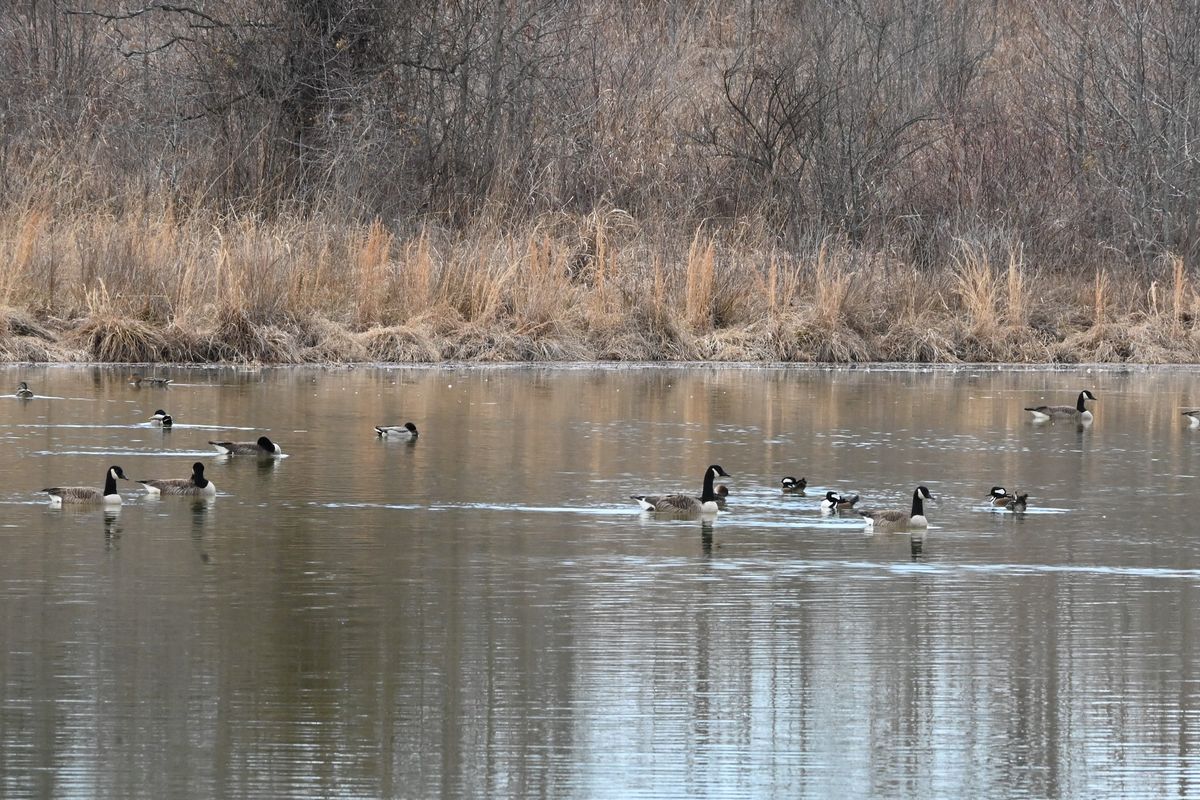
[103,509,122,547]
[190,496,215,563]
[910,532,926,562]
[701,519,715,556]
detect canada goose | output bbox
[15,381,33,398]
[781,476,807,493]
[987,486,1014,507]
[138,462,216,496]
[160,415,173,429]
[130,374,171,387]
[150,409,169,421]
[1184,409,1200,428]
[208,436,282,456]
[631,464,731,515]
[43,465,129,506]
[375,422,418,440]
[859,486,934,532]
[821,490,860,511]
[1005,492,1029,512]
[1025,390,1096,423]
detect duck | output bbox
[1183,409,1200,428]
[858,486,934,532]
[821,490,860,511]
[1005,492,1029,512]
[130,374,171,387]
[374,422,418,440]
[1024,390,1096,423]
[160,415,173,429]
[631,464,731,515]
[781,476,807,493]
[208,436,283,456]
[138,462,216,496]
[42,465,130,506]
[150,409,169,422]
[15,381,33,398]
[715,484,729,509]
[987,486,1014,507]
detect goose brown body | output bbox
[1025,390,1096,422]
[139,463,216,496]
[631,464,731,516]
[859,486,933,531]
[209,436,282,456]
[43,466,129,505]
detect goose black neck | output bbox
[103,470,118,496]
[1076,392,1087,412]
[700,468,718,502]
[192,464,209,488]
[910,489,925,518]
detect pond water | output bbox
[1,363,1200,799]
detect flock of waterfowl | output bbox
[9,379,1187,525]
[13,375,418,507]
[626,389,1115,532]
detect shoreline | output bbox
[3,310,1200,367]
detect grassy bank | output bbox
[1,206,1198,365]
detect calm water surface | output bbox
[2,364,1200,799]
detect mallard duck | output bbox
[780,476,807,493]
[43,465,130,506]
[1025,390,1096,423]
[859,486,934,532]
[130,374,171,387]
[138,462,216,496]
[631,464,731,515]
[15,381,33,398]
[208,436,282,456]
[374,422,418,440]
[820,490,860,511]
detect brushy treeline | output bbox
[2,0,1200,363]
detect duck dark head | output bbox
[161,415,173,428]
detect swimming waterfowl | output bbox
[15,381,33,398]
[42,465,129,506]
[781,476,807,493]
[715,484,729,509]
[1024,390,1096,423]
[859,486,934,532]
[130,374,171,387]
[150,409,169,421]
[987,486,1014,507]
[1005,492,1029,512]
[821,490,860,511]
[138,462,216,496]
[1184,409,1200,428]
[160,415,173,429]
[208,436,282,456]
[375,422,418,440]
[631,464,731,515]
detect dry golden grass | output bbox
[2,199,1200,364]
